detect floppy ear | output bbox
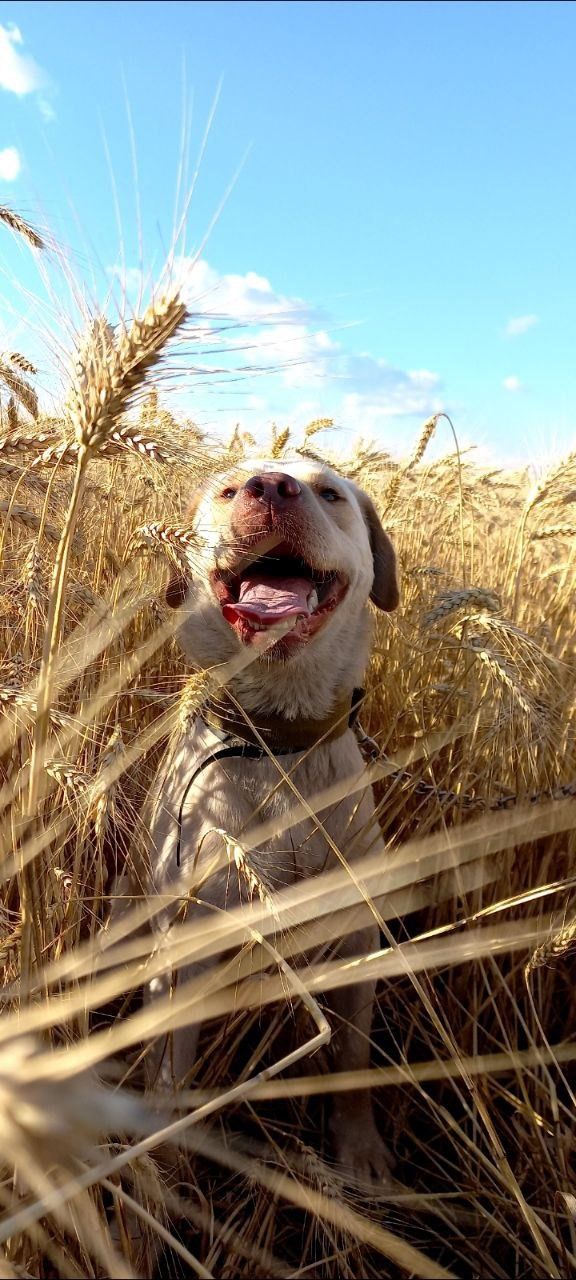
[355,489,399,612]
[164,489,202,609]
[165,570,190,609]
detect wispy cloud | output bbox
[505,314,538,337]
[503,375,522,392]
[0,22,54,118]
[174,256,319,325]
[176,259,444,411]
[338,371,443,427]
[0,145,21,181]
[339,353,441,403]
[110,256,444,441]
[0,23,44,94]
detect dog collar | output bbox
[200,687,365,754]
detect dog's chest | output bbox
[150,721,382,891]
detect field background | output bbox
[0,216,575,1279]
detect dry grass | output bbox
[0,222,574,1279]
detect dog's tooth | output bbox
[308,588,319,612]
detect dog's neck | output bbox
[203,686,364,753]
[217,610,372,723]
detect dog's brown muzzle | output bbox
[210,472,348,648]
[242,471,302,508]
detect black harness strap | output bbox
[176,740,295,868]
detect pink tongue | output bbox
[222,573,312,627]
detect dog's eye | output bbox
[319,487,341,503]
[220,487,237,500]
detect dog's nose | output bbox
[243,472,302,505]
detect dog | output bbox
[146,457,399,1186]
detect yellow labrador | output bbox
[147,458,399,1185]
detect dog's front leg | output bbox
[145,856,258,1093]
[326,924,395,1188]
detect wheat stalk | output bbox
[92,725,125,852]
[0,684,75,729]
[526,917,576,976]
[0,430,58,457]
[105,423,190,464]
[45,760,92,795]
[68,581,99,607]
[0,205,43,250]
[530,523,576,540]
[0,361,38,419]
[214,829,275,910]
[511,454,576,611]
[3,352,38,376]
[295,443,332,466]
[303,417,333,439]
[408,414,439,468]
[0,424,190,470]
[423,586,501,627]
[383,415,440,508]
[66,294,187,452]
[178,673,211,733]
[22,543,44,612]
[0,461,51,493]
[5,396,18,434]
[226,424,256,458]
[25,294,188,980]
[405,565,446,577]
[0,502,73,545]
[270,423,291,458]
[128,520,198,568]
[469,637,538,721]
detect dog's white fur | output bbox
[147,458,399,1184]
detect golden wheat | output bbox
[0,361,38,419]
[0,502,69,544]
[422,585,501,627]
[0,262,574,1279]
[65,294,187,454]
[0,205,44,249]
[3,352,38,376]
[530,522,576,540]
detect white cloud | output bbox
[503,375,522,392]
[407,368,441,388]
[0,23,53,118]
[337,354,442,414]
[112,257,335,383]
[0,145,21,180]
[340,378,443,426]
[173,257,317,325]
[110,256,444,437]
[0,23,44,94]
[244,323,339,388]
[505,314,538,337]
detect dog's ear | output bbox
[164,489,202,609]
[355,488,399,612]
[165,570,189,609]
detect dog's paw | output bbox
[331,1119,395,1191]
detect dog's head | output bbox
[166,458,398,708]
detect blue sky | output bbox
[1,0,576,463]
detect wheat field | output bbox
[0,204,575,1279]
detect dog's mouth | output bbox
[211,541,348,647]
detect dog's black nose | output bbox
[244,472,302,504]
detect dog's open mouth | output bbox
[211,541,348,646]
